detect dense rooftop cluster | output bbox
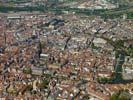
[0,12,132,100]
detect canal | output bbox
[113,53,125,83]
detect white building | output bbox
[93,38,107,48]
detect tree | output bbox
[23,67,32,74]
[110,90,131,100]
[83,94,90,100]
[110,91,120,100]
[37,79,49,89]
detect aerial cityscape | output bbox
[0,0,133,100]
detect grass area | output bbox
[0,3,133,19]
[100,5,133,19]
[63,0,77,2]
[127,12,133,19]
[5,0,31,4]
[0,5,45,12]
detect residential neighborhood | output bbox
[0,0,133,100]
